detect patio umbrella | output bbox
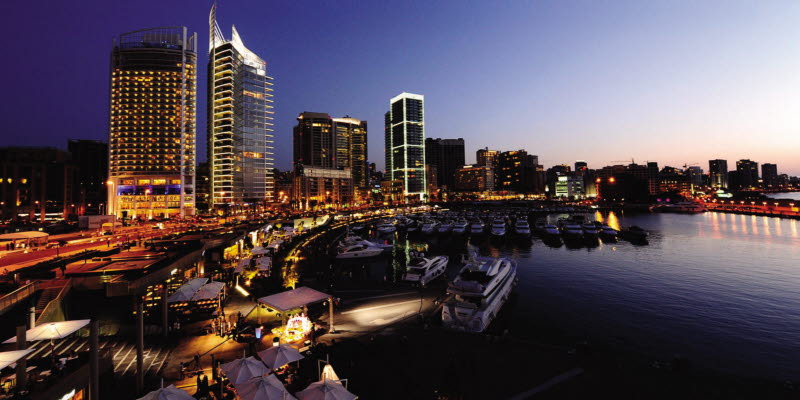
[3,319,91,343]
[167,278,208,303]
[220,356,271,385]
[320,365,339,382]
[0,349,34,370]
[296,380,357,400]
[191,281,225,301]
[137,384,196,400]
[236,374,297,400]
[258,345,304,370]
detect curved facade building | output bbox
[108,27,197,219]
[208,4,275,209]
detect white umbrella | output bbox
[258,345,304,370]
[137,384,196,400]
[3,319,91,343]
[0,349,34,370]
[320,365,339,382]
[296,380,357,400]
[167,278,208,303]
[191,281,225,301]
[237,374,297,400]
[236,257,253,273]
[220,356,271,385]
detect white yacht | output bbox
[335,244,384,259]
[562,223,583,239]
[339,234,393,251]
[452,220,469,234]
[581,223,599,239]
[657,202,707,213]
[437,221,453,234]
[599,225,619,241]
[403,254,449,287]
[513,220,531,236]
[376,221,397,234]
[490,219,507,237]
[469,220,485,234]
[421,220,440,235]
[542,224,561,237]
[442,250,517,333]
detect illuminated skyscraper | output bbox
[209,4,275,208]
[333,117,368,191]
[108,27,197,219]
[709,159,728,189]
[385,92,426,200]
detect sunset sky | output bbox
[3,0,799,175]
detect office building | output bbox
[555,175,585,199]
[385,92,426,200]
[762,163,778,188]
[455,165,494,192]
[736,159,759,189]
[333,116,368,191]
[497,150,537,193]
[0,147,77,221]
[476,148,500,169]
[209,5,275,207]
[709,159,728,189]
[68,139,108,215]
[685,166,704,190]
[574,160,588,173]
[108,27,197,219]
[425,138,465,190]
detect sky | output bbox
[2,0,799,176]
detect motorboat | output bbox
[561,223,583,239]
[421,220,440,234]
[339,234,394,251]
[620,226,649,241]
[542,224,560,237]
[438,222,453,234]
[403,254,449,287]
[654,202,707,214]
[442,250,517,333]
[513,220,531,236]
[490,219,507,237]
[335,244,384,259]
[599,225,619,241]
[351,223,366,232]
[376,221,397,234]
[469,220,485,234]
[452,220,469,234]
[581,223,599,239]
[406,219,419,232]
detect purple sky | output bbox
[2,0,799,175]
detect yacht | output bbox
[469,220,485,235]
[376,221,397,234]
[421,220,440,234]
[406,219,419,232]
[581,223,599,239]
[513,220,531,236]
[561,223,583,239]
[599,225,619,241]
[438,221,453,234]
[542,224,561,237]
[452,220,469,234]
[339,234,394,251]
[335,244,384,259]
[351,223,366,232]
[620,226,649,241]
[442,250,517,333]
[490,219,507,237]
[655,202,707,214]
[403,254,449,287]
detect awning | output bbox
[235,258,252,273]
[0,231,49,240]
[0,349,34,370]
[167,278,208,303]
[235,257,271,273]
[4,319,90,343]
[191,281,225,301]
[257,287,331,313]
[252,247,270,255]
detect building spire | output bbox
[209,1,226,52]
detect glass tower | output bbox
[108,27,197,219]
[333,117,368,191]
[208,4,275,208]
[385,93,426,200]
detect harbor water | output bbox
[340,211,800,381]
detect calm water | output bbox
[346,212,800,380]
[768,191,800,201]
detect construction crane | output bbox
[611,158,636,165]
[683,162,699,169]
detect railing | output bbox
[36,279,72,325]
[0,280,38,316]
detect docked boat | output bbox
[599,225,618,241]
[581,223,599,239]
[655,201,707,214]
[469,220,485,234]
[452,220,469,234]
[542,224,561,237]
[438,221,453,234]
[339,234,394,251]
[351,223,366,232]
[421,220,440,234]
[562,223,583,239]
[335,244,384,259]
[514,220,531,236]
[490,219,507,237]
[406,219,419,232]
[376,221,397,234]
[620,225,649,241]
[442,251,517,333]
[403,254,449,287]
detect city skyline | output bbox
[2,1,800,175]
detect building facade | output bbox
[497,150,537,193]
[736,159,759,189]
[68,139,108,216]
[332,117,368,193]
[385,93,426,200]
[0,147,78,222]
[554,175,585,199]
[108,27,197,219]
[761,163,778,188]
[455,165,495,192]
[208,5,275,208]
[709,159,728,189]
[425,138,465,190]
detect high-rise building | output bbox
[497,150,536,193]
[761,163,778,188]
[476,148,500,168]
[333,117,368,191]
[209,5,275,207]
[736,159,759,189]
[385,93,426,200]
[455,165,494,192]
[425,138,465,190]
[574,160,588,173]
[108,27,197,219]
[0,147,78,222]
[685,166,704,190]
[68,139,108,215]
[709,159,728,189]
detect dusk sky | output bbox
[2,0,799,175]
